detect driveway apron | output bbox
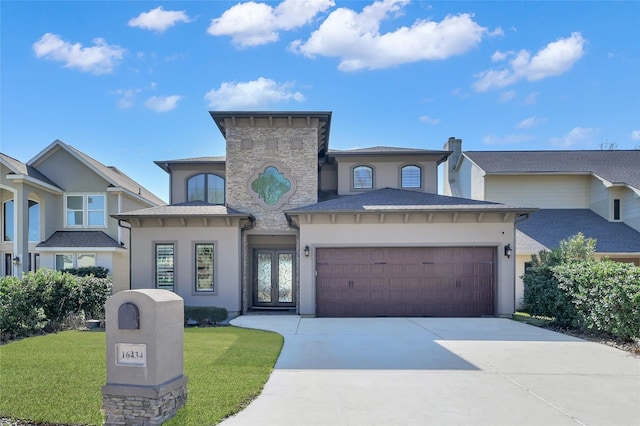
[220,316,640,426]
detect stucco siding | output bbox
[589,176,609,219]
[129,226,242,314]
[297,219,516,316]
[169,164,226,205]
[485,175,590,208]
[336,158,438,195]
[620,188,640,232]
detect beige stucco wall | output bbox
[167,163,226,205]
[128,224,242,315]
[485,175,590,208]
[296,215,516,316]
[335,157,439,195]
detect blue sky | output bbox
[2,0,639,203]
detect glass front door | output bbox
[254,249,295,307]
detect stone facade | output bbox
[102,382,187,426]
[223,116,320,231]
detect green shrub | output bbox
[184,306,228,326]
[522,233,596,327]
[0,276,47,341]
[553,260,640,340]
[0,269,112,341]
[63,266,109,278]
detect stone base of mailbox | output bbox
[102,375,188,426]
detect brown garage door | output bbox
[316,247,495,317]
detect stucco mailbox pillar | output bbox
[101,289,187,425]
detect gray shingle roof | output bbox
[1,153,62,189]
[113,200,252,218]
[287,188,535,214]
[516,209,640,253]
[66,143,166,206]
[464,150,640,190]
[154,156,226,173]
[330,146,450,155]
[37,231,122,248]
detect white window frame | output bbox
[65,193,106,228]
[55,253,74,271]
[194,242,216,294]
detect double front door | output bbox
[254,249,295,307]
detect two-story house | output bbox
[442,137,640,308]
[114,111,535,319]
[0,140,165,292]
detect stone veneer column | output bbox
[224,118,319,229]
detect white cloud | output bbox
[499,90,516,103]
[549,127,598,148]
[145,95,182,112]
[482,134,534,145]
[291,1,488,71]
[516,116,545,129]
[208,0,334,47]
[491,50,508,62]
[473,32,586,92]
[33,33,125,74]
[523,92,539,105]
[112,88,141,109]
[631,130,640,141]
[128,7,191,33]
[204,77,305,109]
[419,115,440,125]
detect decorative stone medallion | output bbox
[249,164,296,209]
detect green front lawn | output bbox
[0,327,283,425]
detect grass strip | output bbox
[0,327,283,425]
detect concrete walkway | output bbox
[221,316,640,426]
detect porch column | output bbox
[14,183,29,277]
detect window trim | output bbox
[2,199,14,242]
[186,173,225,205]
[352,165,374,190]
[154,242,176,292]
[64,193,107,228]
[193,242,217,294]
[400,164,423,189]
[55,253,74,271]
[613,198,621,221]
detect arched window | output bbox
[353,166,373,189]
[1,199,40,241]
[3,200,14,242]
[187,174,225,204]
[401,165,422,188]
[28,200,40,241]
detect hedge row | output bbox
[523,234,640,340]
[553,261,640,340]
[0,269,112,342]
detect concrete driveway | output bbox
[221,316,640,426]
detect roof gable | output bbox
[27,140,165,206]
[464,150,640,191]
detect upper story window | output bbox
[401,165,422,188]
[353,165,373,189]
[2,199,40,241]
[187,174,225,204]
[66,194,106,228]
[613,199,621,221]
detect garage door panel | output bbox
[316,247,495,317]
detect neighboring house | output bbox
[0,140,165,292]
[114,112,535,319]
[442,138,640,308]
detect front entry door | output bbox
[254,249,295,307]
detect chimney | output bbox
[443,137,462,196]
